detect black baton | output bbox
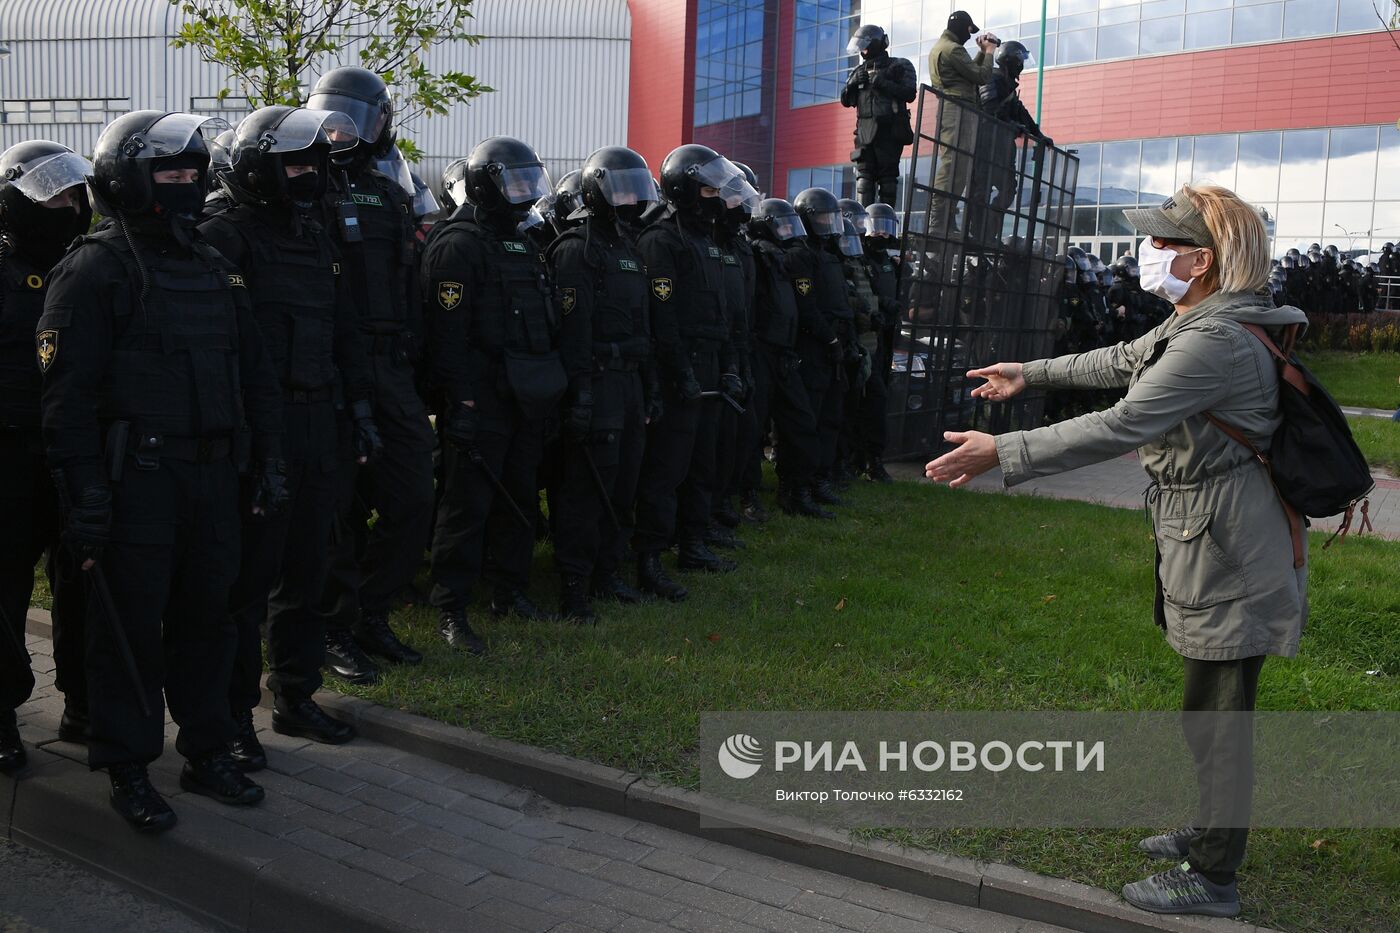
[469,451,534,531]
[87,563,152,718]
[699,390,747,414]
[579,444,621,531]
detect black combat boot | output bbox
[712,496,742,528]
[559,577,598,625]
[677,533,738,573]
[324,630,381,685]
[637,552,688,602]
[490,588,552,622]
[58,699,90,744]
[439,609,487,655]
[272,697,356,745]
[109,762,177,833]
[777,482,834,520]
[705,523,745,551]
[739,490,768,524]
[353,611,423,665]
[866,456,894,484]
[591,572,645,604]
[180,750,265,805]
[811,477,845,506]
[0,708,25,775]
[228,709,267,772]
[831,458,855,490]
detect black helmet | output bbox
[439,157,469,212]
[998,40,1030,78]
[0,139,93,263]
[1111,254,1138,278]
[660,144,758,215]
[1066,245,1090,271]
[1324,244,1340,258]
[1298,255,1312,269]
[464,136,552,218]
[306,66,394,159]
[639,176,669,227]
[747,198,806,243]
[580,146,656,226]
[1285,247,1301,259]
[89,110,229,216]
[229,105,356,205]
[207,128,236,188]
[792,187,843,238]
[845,24,888,57]
[837,197,870,235]
[1385,242,1395,252]
[866,202,898,238]
[1280,254,1296,269]
[552,170,585,232]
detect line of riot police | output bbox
[1271,243,1385,315]
[0,69,906,835]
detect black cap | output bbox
[948,11,979,34]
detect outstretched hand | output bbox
[924,431,999,488]
[966,362,1026,402]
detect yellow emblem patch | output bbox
[437,281,463,310]
[25,273,44,290]
[795,277,813,296]
[36,330,58,373]
[560,288,576,314]
[652,277,673,302]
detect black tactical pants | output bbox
[228,399,339,713]
[799,338,845,477]
[741,344,819,492]
[635,348,720,553]
[854,126,903,207]
[554,370,646,582]
[856,326,894,461]
[320,346,435,629]
[0,432,86,713]
[429,407,544,611]
[87,457,240,769]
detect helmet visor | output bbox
[412,183,440,219]
[598,166,658,207]
[839,221,863,257]
[133,113,230,159]
[693,157,760,212]
[805,208,843,237]
[5,151,93,203]
[494,164,553,206]
[207,129,236,169]
[845,33,877,55]
[869,214,898,237]
[518,205,547,234]
[306,92,390,144]
[250,108,357,155]
[373,154,416,198]
[771,213,806,240]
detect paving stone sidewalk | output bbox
[8,631,1075,933]
[892,452,1400,540]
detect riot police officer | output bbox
[198,107,381,763]
[39,111,285,831]
[740,199,830,519]
[840,24,918,207]
[835,201,879,486]
[551,171,586,239]
[548,146,658,622]
[970,41,1050,243]
[306,67,429,682]
[424,136,562,649]
[857,202,900,483]
[633,145,754,598]
[792,188,856,504]
[0,140,92,773]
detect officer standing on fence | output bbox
[40,111,285,831]
[199,106,379,763]
[839,25,917,208]
[927,11,1000,235]
[970,40,1050,243]
[0,140,93,772]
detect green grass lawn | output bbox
[331,477,1400,933]
[1301,350,1400,411]
[1350,414,1400,476]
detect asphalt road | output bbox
[0,839,213,933]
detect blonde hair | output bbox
[1181,183,1271,295]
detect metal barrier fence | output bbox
[885,85,1079,461]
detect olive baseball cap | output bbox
[948,11,980,34]
[1124,187,1214,248]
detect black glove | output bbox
[720,371,743,399]
[64,483,112,564]
[350,399,384,464]
[444,402,478,455]
[1039,134,1054,148]
[825,338,844,364]
[566,388,593,442]
[251,459,290,518]
[678,371,703,402]
[645,393,664,424]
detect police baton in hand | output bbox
[468,449,534,532]
[699,390,747,414]
[579,444,621,531]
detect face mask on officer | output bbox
[699,186,725,220]
[151,157,206,222]
[13,188,89,258]
[284,163,320,204]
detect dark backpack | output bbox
[1206,323,1374,559]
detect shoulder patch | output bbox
[437,281,464,310]
[25,273,43,290]
[652,277,673,302]
[795,277,813,296]
[560,288,576,314]
[36,330,58,373]
[227,274,245,287]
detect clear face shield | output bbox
[3,150,93,203]
[805,208,843,237]
[691,157,760,212]
[305,92,390,145]
[129,113,231,162]
[490,163,553,206]
[845,32,879,55]
[770,212,806,241]
[868,213,898,238]
[839,219,864,257]
[373,150,416,199]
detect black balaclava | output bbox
[3,190,90,270]
[282,151,322,205]
[150,152,207,223]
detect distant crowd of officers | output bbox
[1271,243,1391,315]
[0,67,906,833]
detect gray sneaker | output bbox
[1122,862,1240,918]
[1138,826,1203,859]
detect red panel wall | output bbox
[627,0,696,172]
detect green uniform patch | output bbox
[503,241,528,254]
[350,193,383,206]
[619,258,641,272]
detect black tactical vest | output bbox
[751,240,801,350]
[436,216,557,357]
[867,248,897,317]
[86,229,243,438]
[341,171,415,332]
[551,226,649,355]
[215,207,340,391]
[642,221,728,343]
[0,244,47,428]
[810,244,854,321]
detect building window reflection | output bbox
[695,0,768,126]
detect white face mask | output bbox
[1137,237,1202,303]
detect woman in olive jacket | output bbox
[926,184,1308,918]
